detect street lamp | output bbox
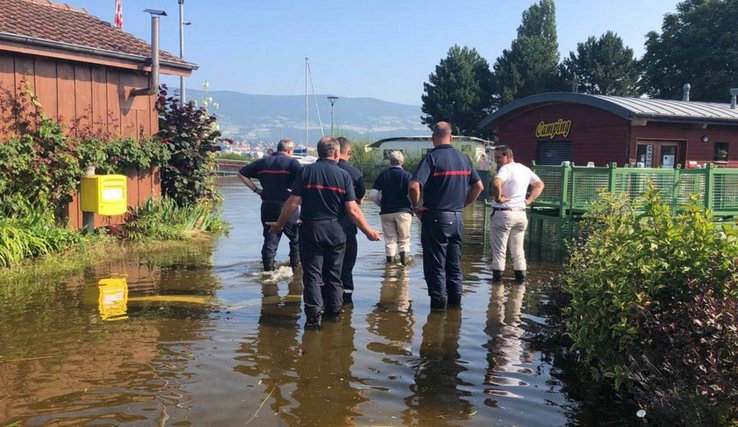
[178,0,191,104]
[327,96,339,136]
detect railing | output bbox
[215,159,249,176]
[529,163,738,218]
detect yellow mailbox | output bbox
[80,175,128,215]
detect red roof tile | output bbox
[0,0,196,70]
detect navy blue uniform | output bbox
[336,159,365,297]
[292,159,356,317]
[411,145,481,303]
[373,166,413,215]
[240,152,303,270]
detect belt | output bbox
[492,207,526,212]
[301,218,339,223]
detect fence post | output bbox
[705,163,714,212]
[561,163,570,218]
[672,164,681,211]
[607,162,618,193]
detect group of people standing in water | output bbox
[239,121,544,328]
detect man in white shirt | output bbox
[490,146,545,283]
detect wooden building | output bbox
[0,0,197,228]
[479,92,738,169]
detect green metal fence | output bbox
[529,163,738,218]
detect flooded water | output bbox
[0,178,616,426]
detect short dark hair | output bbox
[277,138,294,152]
[317,136,339,159]
[494,145,514,157]
[336,136,351,155]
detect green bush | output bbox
[0,210,84,268]
[121,196,228,242]
[564,184,738,424]
[156,85,221,207]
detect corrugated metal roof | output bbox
[479,92,738,130]
[0,0,196,71]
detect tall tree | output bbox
[421,45,494,136]
[492,0,562,108]
[561,31,640,96]
[640,0,738,101]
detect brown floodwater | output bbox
[0,178,628,426]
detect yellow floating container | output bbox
[80,175,128,215]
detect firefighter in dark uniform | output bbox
[239,138,303,271]
[336,136,366,307]
[408,122,484,310]
[269,137,381,328]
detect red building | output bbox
[0,0,197,228]
[479,92,738,169]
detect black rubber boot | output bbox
[305,309,323,329]
[447,293,461,307]
[324,306,344,322]
[492,270,503,282]
[430,296,447,310]
[289,253,299,271]
[342,292,353,307]
[514,270,527,284]
[386,255,394,264]
[399,252,408,265]
[263,260,275,272]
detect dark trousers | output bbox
[299,220,346,315]
[420,211,463,300]
[339,217,358,293]
[261,201,299,267]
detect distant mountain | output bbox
[187,89,428,143]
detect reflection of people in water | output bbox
[365,267,414,356]
[483,283,528,402]
[289,313,366,425]
[403,309,475,425]
[233,276,302,415]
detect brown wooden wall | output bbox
[0,51,158,137]
[0,51,162,229]
[497,103,738,168]
[631,122,738,168]
[497,104,630,166]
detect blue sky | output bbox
[65,0,679,105]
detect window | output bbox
[714,142,729,162]
[536,141,572,166]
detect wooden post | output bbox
[705,163,714,212]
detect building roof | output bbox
[0,0,196,73]
[368,135,494,148]
[479,92,738,131]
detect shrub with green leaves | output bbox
[121,196,227,242]
[156,85,221,207]
[564,184,738,424]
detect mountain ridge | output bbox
[187,89,428,142]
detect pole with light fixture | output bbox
[327,96,339,136]
[178,0,191,104]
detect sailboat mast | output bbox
[305,57,309,147]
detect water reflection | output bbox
[234,276,302,419]
[483,283,529,402]
[290,314,368,426]
[366,266,415,357]
[404,309,476,425]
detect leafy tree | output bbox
[421,45,494,137]
[560,31,640,96]
[640,0,738,101]
[492,0,562,108]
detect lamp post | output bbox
[327,96,339,136]
[177,0,191,104]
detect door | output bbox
[635,141,684,168]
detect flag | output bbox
[114,0,123,29]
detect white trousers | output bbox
[380,212,412,256]
[490,210,528,271]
